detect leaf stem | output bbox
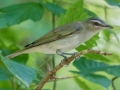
[52,0,57,90]
[112,76,118,90]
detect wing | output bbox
[25,21,82,48]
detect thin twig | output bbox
[4,69,15,90]
[112,76,118,90]
[16,82,23,90]
[29,76,78,89]
[39,55,53,69]
[9,77,15,90]
[36,49,112,90]
[46,63,51,72]
[48,75,79,82]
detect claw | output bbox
[71,52,80,60]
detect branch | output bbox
[36,49,112,90]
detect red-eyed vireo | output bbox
[6,18,113,59]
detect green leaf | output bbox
[80,73,110,89]
[84,53,110,62]
[115,0,120,2]
[105,0,120,7]
[0,3,44,28]
[0,53,37,87]
[0,89,13,90]
[102,30,111,41]
[102,29,119,42]
[76,34,99,51]
[71,57,120,88]
[73,57,120,76]
[39,0,66,17]
[32,68,44,84]
[74,77,91,90]
[1,44,28,64]
[57,3,96,24]
[0,67,10,80]
[58,0,89,25]
[85,9,97,17]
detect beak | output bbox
[104,25,113,29]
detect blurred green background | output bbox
[0,0,120,90]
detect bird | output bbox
[6,17,113,59]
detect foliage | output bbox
[0,3,44,28]
[0,0,120,90]
[105,0,120,7]
[38,0,66,17]
[71,57,120,89]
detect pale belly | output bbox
[41,34,82,54]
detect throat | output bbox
[81,30,99,42]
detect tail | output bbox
[6,49,26,59]
[6,46,41,59]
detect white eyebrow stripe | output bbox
[90,20,105,26]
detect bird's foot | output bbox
[56,49,80,66]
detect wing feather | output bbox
[25,21,82,48]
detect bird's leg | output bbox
[56,49,67,60]
[56,49,70,66]
[62,52,80,60]
[56,49,80,61]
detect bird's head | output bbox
[83,18,113,31]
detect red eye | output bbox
[94,22,99,26]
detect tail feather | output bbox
[6,46,41,59]
[6,49,25,59]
